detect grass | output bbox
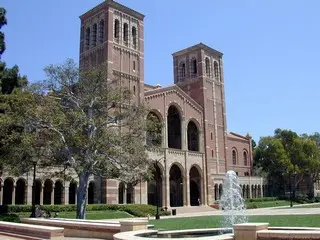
[292,203,320,208]
[246,200,297,209]
[17,210,132,220]
[150,215,320,230]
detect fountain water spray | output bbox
[220,170,248,228]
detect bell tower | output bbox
[79,0,145,103]
[172,43,228,200]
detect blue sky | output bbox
[2,0,320,141]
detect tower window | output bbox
[214,61,219,79]
[133,60,136,71]
[114,19,120,41]
[85,27,90,50]
[99,20,104,44]
[92,23,97,47]
[133,85,136,95]
[190,58,197,77]
[211,150,214,158]
[123,23,129,44]
[243,151,248,166]
[178,62,186,80]
[210,132,213,140]
[232,149,237,165]
[205,57,211,77]
[132,27,137,49]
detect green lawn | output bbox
[150,215,320,230]
[18,210,132,220]
[246,200,298,209]
[292,203,320,208]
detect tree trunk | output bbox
[76,170,90,219]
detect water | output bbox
[220,170,248,228]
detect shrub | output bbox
[0,213,20,223]
[4,204,161,217]
[247,197,278,202]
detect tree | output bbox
[0,8,7,58]
[1,59,152,219]
[0,8,27,94]
[254,129,320,198]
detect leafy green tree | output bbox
[254,129,320,198]
[1,59,152,219]
[0,8,27,94]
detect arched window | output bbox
[146,112,162,146]
[92,23,97,47]
[99,20,104,44]
[214,61,219,79]
[243,151,248,166]
[133,60,136,71]
[114,19,120,40]
[85,27,90,50]
[187,121,199,151]
[133,85,136,95]
[123,23,128,44]
[179,62,186,80]
[205,57,211,77]
[190,58,197,77]
[232,149,237,165]
[132,27,137,49]
[167,105,181,149]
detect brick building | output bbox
[0,0,265,207]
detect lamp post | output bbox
[30,161,37,218]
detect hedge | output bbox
[0,204,170,217]
[0,213,21,223]
[246,197,278,202]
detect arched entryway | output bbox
[15,178,26,205]
[170,164,183,207]
[147,162,163,207]
[88,181,95,204]
[43,179,53,205]
[189,166,201,206]
[118,182,125,204]
[127,183,134,204]
[214,184,219,200]
[167,105,182,149]
[35,179,42,205]
[187,121,199,152]
[218,184,223,200]
[69,181,77,204]
[3,178,14,205]
[54,180,63,205]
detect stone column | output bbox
[185,174,190,206]
[123,187,127,204]
[0,184,3,205]
[12,184,16,205]
[51,187,54,205]
[181,117,186,150]
[27,183,32,205]
[64,184,69,205]
[165,165,170,208]
[162,177,166,208]
[75,186,78,205]
[40,185,43,205]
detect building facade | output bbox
[0,0,265,207]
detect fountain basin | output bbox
[114,228,233,240]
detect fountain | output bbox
[220,170,248,228]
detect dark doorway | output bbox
[54,181,63,205]
[88,182,95,204]
[69,181,77,204]
[15,179,26,205]
[3,178,14,205]
[118,182,125,204]
[43,179,53,205]
[189,166,201,206]
[170,164,183,207]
